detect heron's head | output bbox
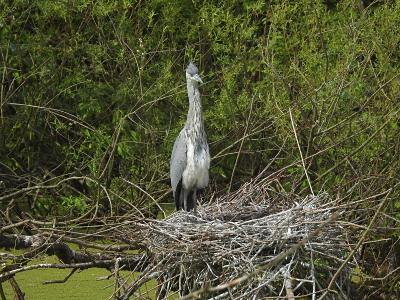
[186,63,203,84]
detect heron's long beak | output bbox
[193,74,203,84]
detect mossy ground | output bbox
[2,264,157,299]
[1,247,157,299]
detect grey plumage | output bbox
[170,63,210,213]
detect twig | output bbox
[228,95,255,193]
[316,192,390,300]
[42,268,78,284]
[317,104,400,183]
[289,108,314,195]
[8,278,24,300]
[175,211,340,299]
[0,176,98,202]
[0,283,6,300]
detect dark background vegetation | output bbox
[1,0,399,298]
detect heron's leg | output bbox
[183,189,189,212]
[185,190,197,214]
[192,190,197,215]
[175,179,183,210]
[180,188,184,211]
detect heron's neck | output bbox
[186,81,205,139]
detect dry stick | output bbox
[100,119,122,187]
[256,120,375,197]
[316,108,398,184]
[42,268,77,284]
[0,261,117,280]
[308,242,317,300]
[0,176,98,202]
[0,284,6,300]
[254,136,288,182]
[228,95,255,193]
[211,120,269,162]
[289,108,314,195]
[316,192,390,300]
[122,258,165,300]
[297,73,400,195]
[8,278,24,300]
[298,105,400,197]
[0,177,98,223]
[113,258,122,299]
[355,266,400,282]
[7,103,95,133]
[118,177,167,218]
[283,261,295,300]
[175,211,340,300]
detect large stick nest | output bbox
[123,182,354,299]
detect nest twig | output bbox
[122,182,354,300]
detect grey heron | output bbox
[170,63,210,213]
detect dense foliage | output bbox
[1,0,399,297]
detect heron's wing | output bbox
[170,130,187,194]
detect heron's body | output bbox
[170,63,210,213]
